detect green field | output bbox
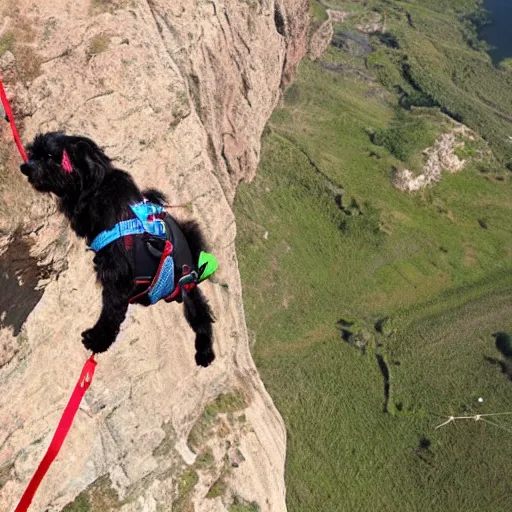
[235,0,512,510]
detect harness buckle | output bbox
[152,218,166,237]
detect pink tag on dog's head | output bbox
[61,149,73,173]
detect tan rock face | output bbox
[309,19,333,62]
[0,1,309,511]
[308,9,350,62]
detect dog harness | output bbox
[89,201,218,305]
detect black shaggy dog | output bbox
[20,132,215,367]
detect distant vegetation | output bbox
[236,0,512,510]
[371,110,436,162]
[365,0,512,166]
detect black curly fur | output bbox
[21,132,215,366]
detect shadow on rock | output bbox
[0,233,51,336]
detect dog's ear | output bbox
[63,136,112,188]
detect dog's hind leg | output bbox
[183,287,215,367]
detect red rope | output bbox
[1,74,99,511]
[0,75,28,162]
[1,74,101,511]
[14,355,97,512]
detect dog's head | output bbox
[20,132,112,197]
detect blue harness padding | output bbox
[89,202,176,304]
[148,247,175,303]
[89,218,147,252]
[90,202,167,252]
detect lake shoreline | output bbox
[479,0,512,64]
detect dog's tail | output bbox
[183,287,216,367]
[142,188,167,206]
[177,219,208,264]
[143,188,208,264]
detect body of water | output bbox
[479,0,512,64]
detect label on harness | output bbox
[130,202,166,238]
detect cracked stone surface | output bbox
[0,0,309,510]
[393,126,475,192]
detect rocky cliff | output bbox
[0,1,309,510]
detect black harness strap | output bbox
[129,214,195,306]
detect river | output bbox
[479,0,512,64]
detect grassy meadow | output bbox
[235,0,512,510]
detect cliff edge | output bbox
[0,1,309,510]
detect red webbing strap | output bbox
[0,75,28,162]
[14,355,97,512]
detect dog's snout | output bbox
[20,162,33,176]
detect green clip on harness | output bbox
[198,251,219,281]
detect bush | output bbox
[372,114,432,162]
[494,332,512,359]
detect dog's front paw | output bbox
[195,347,215,368]
[81,328,113,354]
